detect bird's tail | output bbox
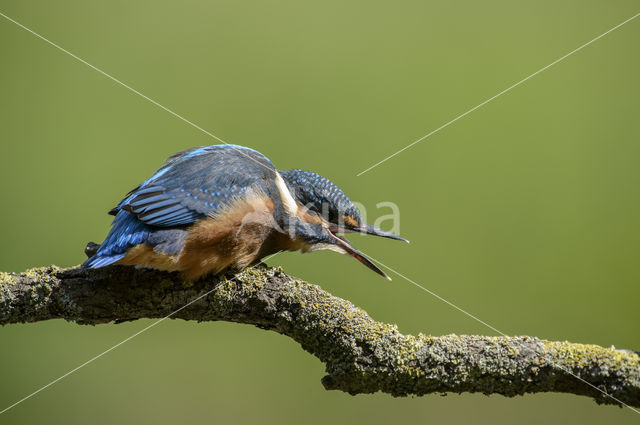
[83,210,150,268]
[83,252,127,268]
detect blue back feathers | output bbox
[85,145,277,268]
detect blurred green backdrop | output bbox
[1,1,639,423]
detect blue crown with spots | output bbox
[280,169,362,226]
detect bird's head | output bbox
[279,169,408,279]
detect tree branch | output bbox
[1,264,638,407]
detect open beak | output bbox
[329,223,409,243]
[359,224,409,243]
[327,230,391,280]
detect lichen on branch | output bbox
[1,264,638,407]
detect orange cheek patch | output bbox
[343,215,359,227]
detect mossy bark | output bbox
[1,264,638,407]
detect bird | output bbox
[84,145,408,280]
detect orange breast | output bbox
[117,193,279,280]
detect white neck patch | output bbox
[275,171,299,215]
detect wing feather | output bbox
[113,145,276,228]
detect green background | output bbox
[1,1,639,423]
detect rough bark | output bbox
[0,264,638,407]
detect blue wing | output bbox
[115,144,276,226]
[84,145,277,268]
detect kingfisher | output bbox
[84,145,407,280]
